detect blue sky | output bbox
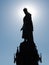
[0,0,49,65]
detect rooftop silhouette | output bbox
[14,8,42,65]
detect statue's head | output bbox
[23,8,28,15]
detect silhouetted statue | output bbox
[21,8,33,42]
[14,8,42,65]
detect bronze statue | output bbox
[21,8,33,42]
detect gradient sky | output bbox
[0,0,49,65]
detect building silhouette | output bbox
[14,8,42,65]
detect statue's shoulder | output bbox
[28,12,31,16]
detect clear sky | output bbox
[0,0,49,65]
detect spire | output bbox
[17,47,18,53]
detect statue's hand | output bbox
[39,53,42,63]
[39,57,42,63]
[20,27,23,31]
